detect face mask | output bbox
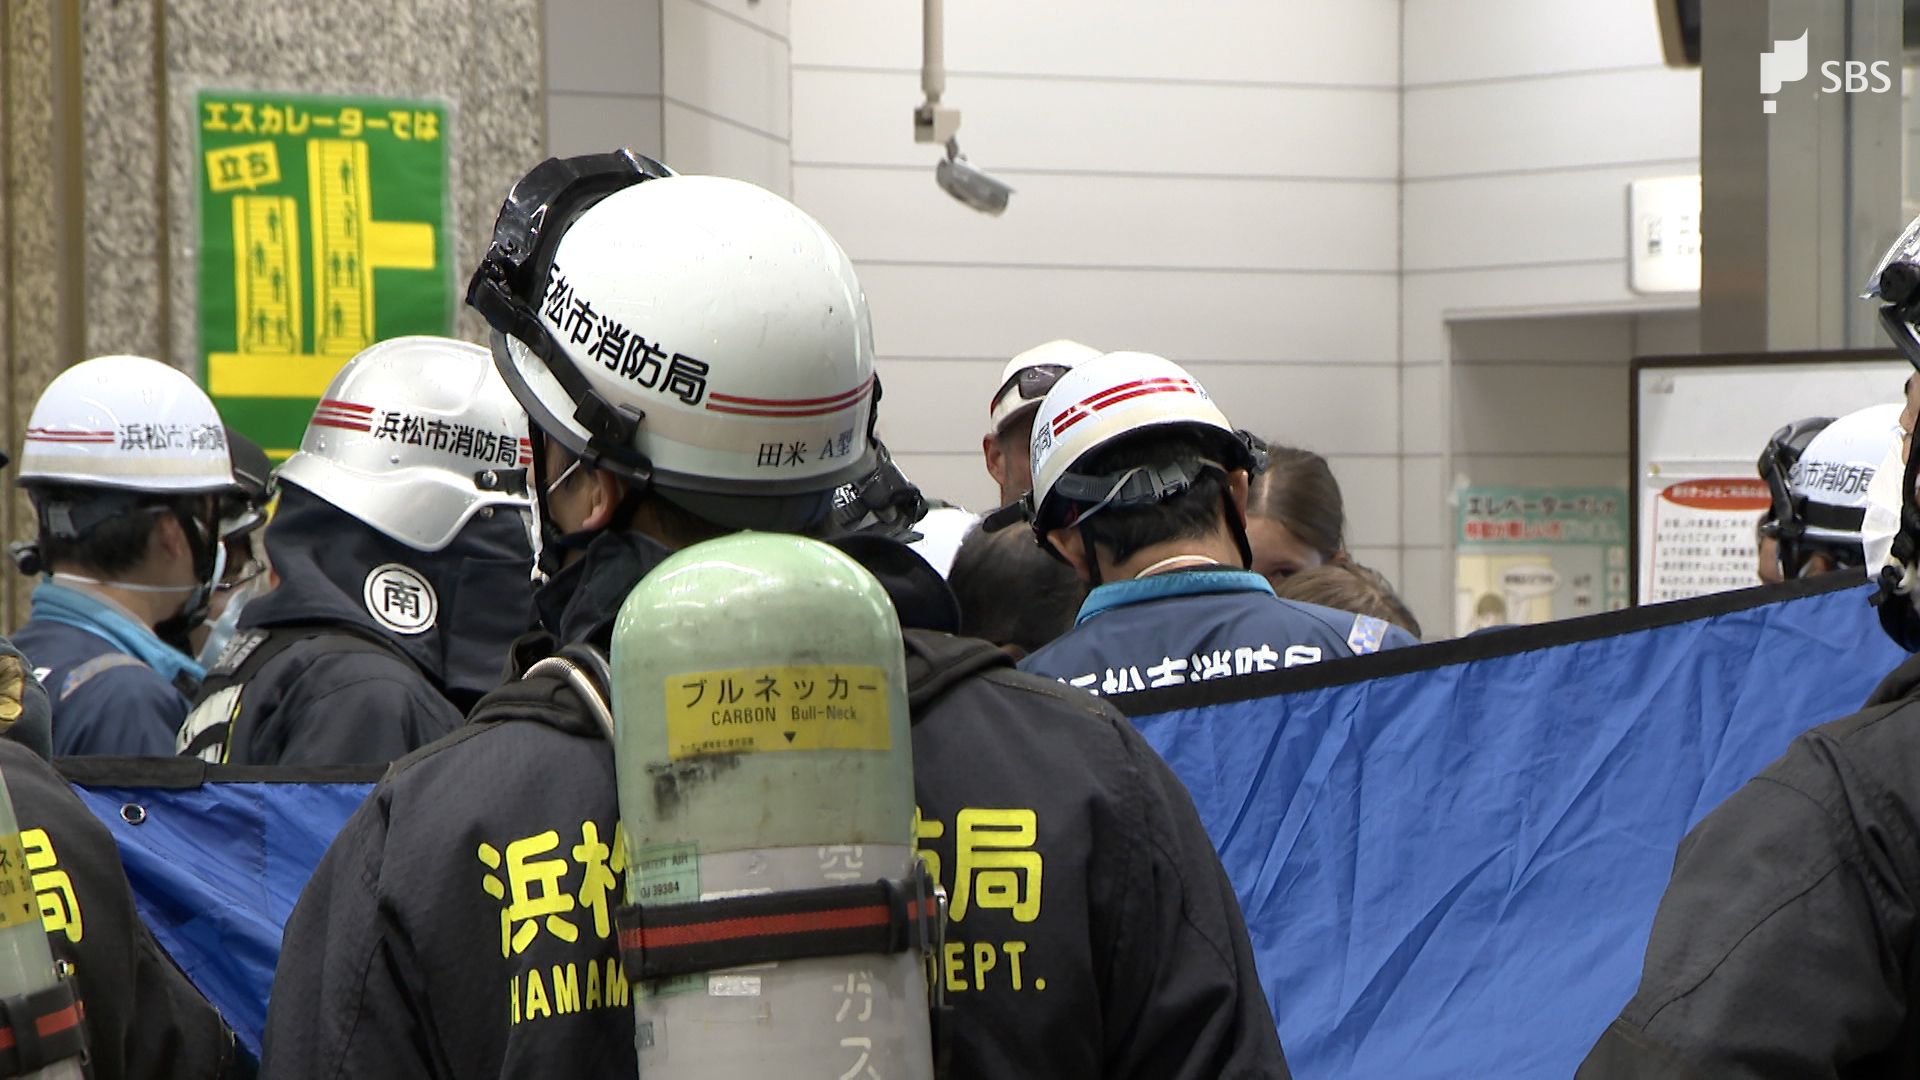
[520,506,547,586]
[1863,441,1911,588]
[154,537,227,655]
[195,571,264,669]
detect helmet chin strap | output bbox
[1872,438,1920,649]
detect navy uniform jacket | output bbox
[179,485,531,767]
[1580,650,1920,1079]
[13,620,185,758]
[187,632,463,767]
[0,740,244,1077]
[262,531,1288,1080]
[1020,568,1417,695]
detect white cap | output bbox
[277,336,534,552]
[987,339,1101,436]
[18,355,238,495]
[1028,351,1239,527]
[1788,401,1902,546]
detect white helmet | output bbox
[1777,401,1901,575]
[468,151,878,531]
[18,355,236,495]
[276,336,534,552]
[1027,351,1262,537]
[988,339,1101,438]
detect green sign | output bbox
[1455,486,1631,634]
[195,90,452,458]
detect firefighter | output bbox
[11,356,239,756]
[178,336,536,766]
[263,152,1287,1079]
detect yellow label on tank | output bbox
[0,833,39,930]
[664,664,891,760]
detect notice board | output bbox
[1631,350,1909,603]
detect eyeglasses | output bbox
[991,364,1072,411]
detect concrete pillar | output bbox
[0,0,544,628]
[1700,0,1904,352]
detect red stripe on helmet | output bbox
[311,417,372,433]
[705,400,864,419]
[318,399,374,414]
[707,377,874,410]
[1088,383,1200,412]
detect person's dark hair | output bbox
[950,524,1086,656]
[32,487,182,576]
[1274,561,1421,639]
[1246,444,1345,560]
[641,491,734,549]
[1065,429,1233,567]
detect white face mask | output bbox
[195,570,263,669]
[1863,440,1914,589]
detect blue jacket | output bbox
[1020,568,1418,695]
[13,582,199,757]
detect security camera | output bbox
[936,139,1013,216]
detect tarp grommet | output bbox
[119,803,146,826]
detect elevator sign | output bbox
[195,91,452,458]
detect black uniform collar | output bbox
[1864,648,1920,708]
[532,530,962,652]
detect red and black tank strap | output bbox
[0,980,85,1077]
[615,864,940,981]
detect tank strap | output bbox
[0,978,85,1077]
[614,862,944,981]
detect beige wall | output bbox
[541,0,1713,638]
[782,0,1408,598]
[1400,0,1703,632]
[546,0,790,192]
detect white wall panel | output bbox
[793,166,1399,273]
[1402,363,1446,455]
[890,451,997,513]
[1446,312,1636,364]
[791,70,1398,179]
[1324,455,1401,552]
[1405,68,1698,179]
[546,0,662,96]
[1404,166,1674,272]
[1185,362,1400,457]
[662,0,790,138]
[547,92,663,159]
[791,0,1400,87]
[856,264,1397,365]
[663,102,790,192]
[1401,454,1447,548]
[1453,453,1630,489]
[1452,363,1630,456]
[1402,263,1678,363]
[1399,546,1452,641]
[1404,0,1668,86]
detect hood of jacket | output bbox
[242,484,535,697]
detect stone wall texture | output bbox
[1,0,543,624]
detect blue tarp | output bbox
[66,780,372,1058]
[57,580,1905,1072]
[1132,581,1905,1078]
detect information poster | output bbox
[1642,477,1771,602]
[196,91,452,457]
[1455,486,1630,636]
